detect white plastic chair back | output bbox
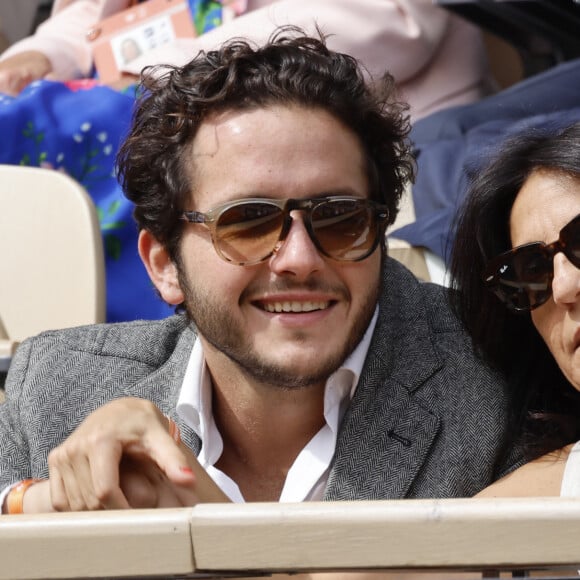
[0,165,106,374]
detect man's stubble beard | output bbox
[176,261,381,390]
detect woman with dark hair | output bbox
[450,121,580,496]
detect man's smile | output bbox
[260,300,331,313]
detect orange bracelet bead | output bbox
[167,417,181,445]
[6,478,41,515]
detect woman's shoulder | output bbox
[475,444,577,498]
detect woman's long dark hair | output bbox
[449,122,580,459]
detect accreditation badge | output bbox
[87,0,197,84]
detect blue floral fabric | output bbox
[0,1,226,322]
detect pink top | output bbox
[0,0,492,120]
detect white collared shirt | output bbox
[176,308,378,502]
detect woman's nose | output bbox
[551,252,580,306]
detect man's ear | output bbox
[138,230,184,305]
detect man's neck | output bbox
[205,351,327,501]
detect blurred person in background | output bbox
[0,0,494,120]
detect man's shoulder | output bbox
[19,315,193,365]
[419,281,463,332]
[381,258,461,332]
[376,259,490,382]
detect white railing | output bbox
[1,498,580,579]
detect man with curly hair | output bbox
[0,29,520,513]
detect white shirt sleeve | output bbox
[0,482,19,514]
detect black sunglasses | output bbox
[483,213,580,311]
[179,196,389,266]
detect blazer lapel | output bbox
[325,258,443,499]
[126,321,202,454]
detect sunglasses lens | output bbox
[311,199,378,261]
[215,202,284,264]
[488,244,552,311]
[562,215,580,268]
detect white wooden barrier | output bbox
[1,498,580,579]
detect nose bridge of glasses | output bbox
[554,214,580,266]
[553,242,580,275]
[561,236,580,269]
[273,203,337,263]
[545,236,580,271]
[550,250,580,305]
[277,207,319,251]
[274,198,313,235]
[286,198,315,211]
[544,238,564,260]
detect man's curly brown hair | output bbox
[116,26,415,260]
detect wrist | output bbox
[4,479,42,514]
[23,479,54,513]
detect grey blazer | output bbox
[0,257,522,497]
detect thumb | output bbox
[142,417,197,486]
[143,423,228,502]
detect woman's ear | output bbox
[138,230,184,305]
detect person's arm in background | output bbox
[474,446,572,498]
[0,0,487,114]
[0,0,128,94]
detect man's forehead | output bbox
[191,110,249,158]
[185,104,369,209]
[192,103,360,157]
